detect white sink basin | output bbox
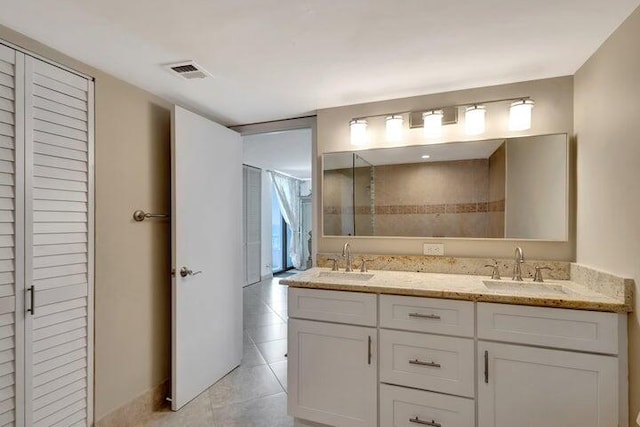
[318,271,374,282]
[482,280,569,295]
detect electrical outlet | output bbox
[423,243,444,256]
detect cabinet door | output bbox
[478,342,618,427]
[288,319,377,427]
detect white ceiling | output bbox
[0,0,638,125]
[243,129,312,179]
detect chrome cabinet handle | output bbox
[409,417,441,427]
[409,312,441,320]
[409,359,441,368]
[484,350,489,383]
[27,286,35,315]
[180,267,202,278]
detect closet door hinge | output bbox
[27,286,35,315]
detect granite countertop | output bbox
[281,267,632,313]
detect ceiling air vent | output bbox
[165,61,212,80]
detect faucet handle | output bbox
[484,259,501,280]
[328,257,339,271]
[360,258,374,273]
[533,265,552,282]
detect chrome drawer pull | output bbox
[409,417,441,427]
[408,312,441,320]
[409,359,441,368]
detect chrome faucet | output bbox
[342,242,353,272]
[512,247,525,281]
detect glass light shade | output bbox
[465,105,486,135]
[422,110,444,138]
[349,119,368,146]
[385,115,404,142]
[509,99,534,131]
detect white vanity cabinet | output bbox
[288,289,377,427]
[287,288,627,427]
[477,302,625,427]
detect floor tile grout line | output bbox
[266,360,287,394]
[209,387,286,412]
[209,391,290,424]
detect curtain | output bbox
[269,171,303,269]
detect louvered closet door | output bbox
[24,57,93,427]
[244,166,261,285]
[0,44,24,427]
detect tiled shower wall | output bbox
[324,156,506,237]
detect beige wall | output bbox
[317,77,574,259]
[574,5,640,421]
[0,25,172,421]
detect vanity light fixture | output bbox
[385,115,404,142]
[349,96,533,143]
[509,99,535,131]
[422,110,444,138]
[465,105,486,135]
[350,119,368,146]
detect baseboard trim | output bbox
[95,380,169,427]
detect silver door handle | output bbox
[409,359,441,368]
[180,267,202,278]
[408,312,441,320]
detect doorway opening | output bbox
[271,186,294,274]
[239,120,315,285]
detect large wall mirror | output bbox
[322,134,568,240]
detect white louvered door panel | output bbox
[0,43,24,427]
[244,166,261,285]
[24,56,93,427]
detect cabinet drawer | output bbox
[380,383,475,427]
[288,288,377,326]
[477,302,619,354]
[380,295,474,337]
[380,329,475,397]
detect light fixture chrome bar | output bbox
[349,95,532,124]
[409,107,458,129]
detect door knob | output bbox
[180,266,202,278]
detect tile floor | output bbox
[148,275,293,426]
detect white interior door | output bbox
[171,106,242,410]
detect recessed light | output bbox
[421,155,430,159]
